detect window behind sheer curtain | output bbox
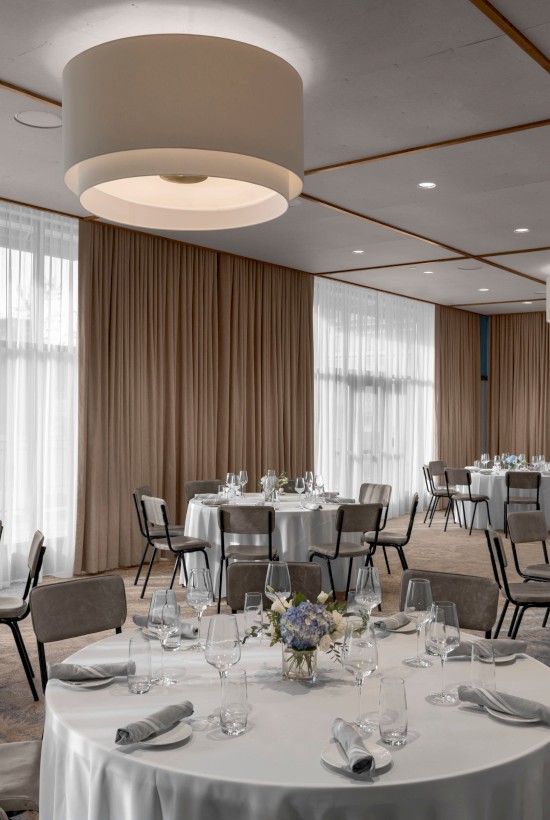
[0,203,78,586]
[314,278,435,516]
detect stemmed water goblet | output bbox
[186,568,214,650]
[354,566,381,620]
[314,474,325,500]
[493,454,501,471]
[341,620,378,733]
[480,453,489,470]
[205,615,241,723]
[426,601,460,705]
[226,472,235,498]
[295,477,305,507]
[239,470,248,496]
[304,471,313,497]
[403,578,433,668]
[244,592,264,639]
[264,561,292,605]
[154,602,180,686]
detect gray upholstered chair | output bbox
[362,493,418,572]
[444,468,491,535]
[217,506,276,613]
[141,495,211,599]
[507,510,550,581]
[423,465,450,526]
[184,479,222,502]
[309,503,383,601]
[485,529,550,638]
[504,472,541,536]
[399,568,499,638]
[30,574,127,691]
[226,561,323,611]
[358,483,392,531]
[0,739,41,814]
[0,530,45,701]
[132,485,185,587]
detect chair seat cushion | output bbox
[507,497,539,505]
[308,541,370,559]
[361,531,407,546]
[508,582,550,603]
[150,525,185,538]
[0,597,27,618]
[451,493,489,502]
[0,740,41,811]
[523,564,550,580]
[226,545,270,560]
[154,536,209,552]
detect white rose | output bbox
[271,600,286,615]
[319,634,332,652]
[317,591,329,604]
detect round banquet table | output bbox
[462,471,550,531]
[40,623,550,820]
[184,494,360,592]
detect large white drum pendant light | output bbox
[63,35,303,231]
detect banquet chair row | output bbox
[0,528,46,701]
[399,568,499,637]
[226,560,322,611]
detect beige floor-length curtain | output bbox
[216,254,314,492]
[75,222,218,574]
[488,312,550,457]
[435,305,480,468]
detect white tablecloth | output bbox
[184,495,359,592]
[463,473,550,530]
[41,625,550,820]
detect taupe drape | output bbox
[435,305,480,468]
[75,222,313,573]
[488,312,550,457]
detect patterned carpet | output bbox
[1,512,549,817]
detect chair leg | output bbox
[444,500,452,532]
[327,560,336,603]
[543,542,549,564]
[508,605,520,636]
[423,497,433,524]
[169,555,180,589]
[345,559,354,601]
[493,600,509,638]
[202,548,210,572]
[485,500,492,530]
[461,501,467,528]
[504,502,508,537]
[134,543,151,585]
[427,497,437,527]
[510,606,526,639]
[140,548,158,599]
[9,622,39,701]
[217,557,225,614]
[468,502,479,535]
[397,547,408,571]
[542,607,550,628]
[382,547,391,575]
[37,641,48,693]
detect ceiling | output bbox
[1,0,549,314]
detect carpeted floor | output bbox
[1,510,549,817]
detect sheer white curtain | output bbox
[0,203,78,587]
[314,278,434,517]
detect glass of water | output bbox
[379,676,407,745]
[220,668,248,736]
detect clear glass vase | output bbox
[282,646,318,683]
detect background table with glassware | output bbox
[40,624,550,820]
[184,493,360,593]
[460,470,550,530]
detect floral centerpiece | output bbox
[503,454,528,471]
[260,470,288,501]
[264,591,348,682]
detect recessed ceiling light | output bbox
[409,267,417,270]
[523,301,533,305]
[514,227,530,233]
[423,270,434,275]
[352,249,364,254]
[14,110,62,129]
[478,288,489,292]
[417,182,436,189]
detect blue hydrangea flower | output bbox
[279,601,331,650]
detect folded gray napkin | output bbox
[304,502,322,510]
[202,498,223,506]
[133,615,198,639]
[331,718,375,775]
[458,686,550,725]
[116,701,194,745]
[48,662,130,681]
[451,639,527,659]
[326,497,355,504]
[373,612,410,631]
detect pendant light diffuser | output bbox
[63,35,303,230]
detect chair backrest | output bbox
[133,485,153,536]
[359,483,392,506]
[506,471,541,491]
[30,575,127,693]
[444,467,470,488]
[283,479,297,493]
[399,568,499,633]
[226,561,323,611]
[507,509,548,544]
[428,460,446,484]
[184,479,222,502]
[336,504,383,550]
[218,505,275,536]
[485,529,510,594]
[21,531,46,603]
[142,495,168,529]
[404,493,420,539]
[422,466,433,494]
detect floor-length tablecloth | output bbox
[40,626,550,820]
[463,472,550,530]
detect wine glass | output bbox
[314,474,325,499]
[154,602,180,686]
[205,615,241,722]
[493,454,501,471]
[304,471,313,497]
[146,589,177,636]
[244,592,263,639]
[186,568,214,651]
[426,601,460,705]
[295,477,305,506]
[264,561,291,605]
[341,620,378,733]
[239,470,248,495]
[480,453,489,470]
[403,578,433,668]
[354,567,381,619]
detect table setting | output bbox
[40,567,550,820]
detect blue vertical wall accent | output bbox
[480,316,489,378]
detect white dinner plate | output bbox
[321,738,392,777]
[58,676,115,689]
[485,708,539,725]
[140,721,193,747]
[479,654,516,665]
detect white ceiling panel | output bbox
[484,250,550,280]
[463,303,545,316]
